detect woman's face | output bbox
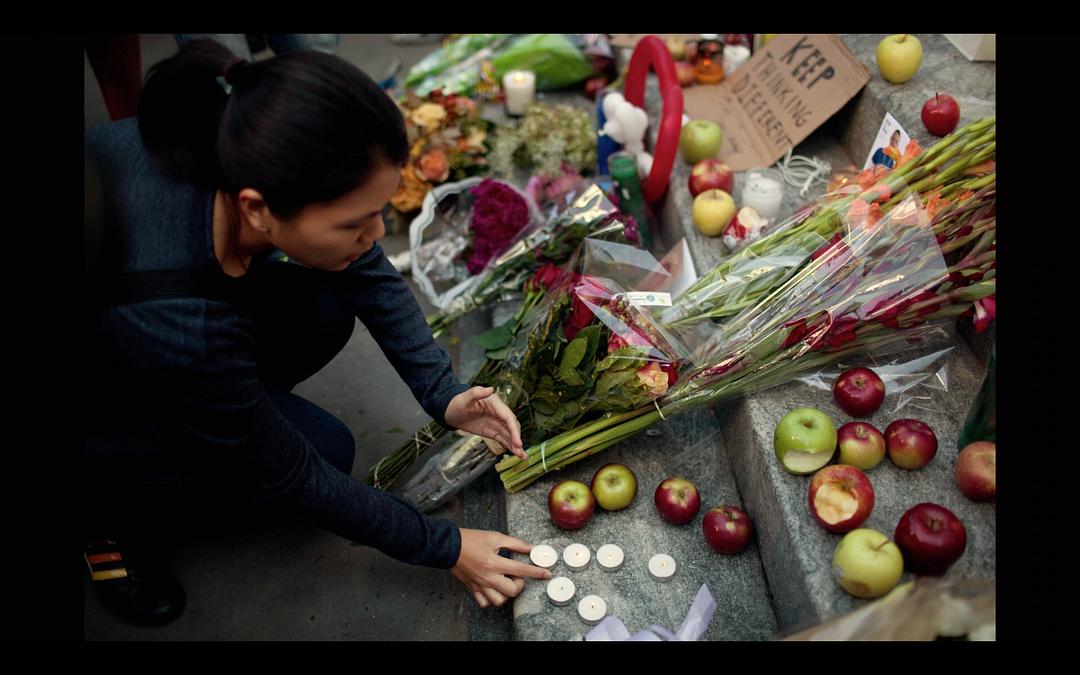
[270,163,402,271]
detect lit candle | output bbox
[530,544,558,570]
[502,70,536,116]
[596,544,624,572]
[546,576,576,607]
[577,594,607,625]
[648,553,676,582]
[563,543,591,572]
[741,168,785,220]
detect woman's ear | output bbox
[236,188,273,234]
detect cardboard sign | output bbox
[682,35,870,172]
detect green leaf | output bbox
[595,369,637,399]
[474,322,515,350]
[559,336,588,373]
[485,346,511,360]
[559,369,585,386]
[577,324,602,366]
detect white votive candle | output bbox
[563,543,591,572]
[578,595,607,625]
[741,169,784,220]
[596,544,624,572]
[648,553,676,582]
[530,544,558,570]
[503,70,536,116]
[546,576,576,607]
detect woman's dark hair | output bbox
[137,39,408,218]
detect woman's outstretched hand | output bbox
[445,386,526,460]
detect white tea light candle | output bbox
[741,168,784,220]
[563,543,591,572]
[530,544,558,570]
[596,544,624,572]
[648,553,676,582]
[503,70,536,116]
[546,576,576,607]
[578,595,607,625]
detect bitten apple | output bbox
[548,480,596,530]
[774,407,837,475]
[885,419,938,469]
[833,367,886,417]
[654,477,701,525]
[688,159,734,197]
[894,503,967,576]
[808,465,875,533]
[837,422,887,470]
[703,506,752,554]
[956,441,995,502]
[832,528,905,598]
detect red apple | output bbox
[921,93,960,137]
[833,367,886,417]
[688,159,735,197]
[808,465,875,533]
[894,503,967,576]
[885,419,938,470]
[836,422,887,471]
[674,61,696,87]
[956,441,995,502]
[703,505,752,554]
[654,477,701,525]
[548,480,596,530]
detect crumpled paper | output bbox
[584,583,716,641]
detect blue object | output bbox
[596,95,622,177]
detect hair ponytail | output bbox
[137,38,235,186]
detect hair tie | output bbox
[217,57,247,95]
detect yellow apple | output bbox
[692,189,736,236]
[832,528,905,599]
[876,34,922,84]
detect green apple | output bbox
[774,407,837,475]
[679,120,723,164]
[591,463,638,511]
[876,34,922,84]
[832,528,905,598]
[692,189,736,236]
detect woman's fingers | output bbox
[473,590,489,608]
[482,587,508,608]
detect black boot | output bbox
[85,538,185,627]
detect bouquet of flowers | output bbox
[661,118,995,332]
[389,90,495,214]
[490,102,598,178]
[393,227,690,510]
[495,185,995,492]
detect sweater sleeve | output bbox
[100,297,462,569]
[333,244,469,428]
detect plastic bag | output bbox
[492,34,598,91]
[404,34,511,89]
[409,176,542,310]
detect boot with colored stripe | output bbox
[85,539,185,626]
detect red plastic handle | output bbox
[623,35,684,204]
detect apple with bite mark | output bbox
[774,407,837,475]
[832,528,905,598]
[703,505,752,554]
[894,503,967,576]
[590,463,638,511]
[833,367,886,417]
[956,441,995,502]
[837,421,887,471]
[548,480,595,530]
[885,419,938,470]
[688,159,734,197]
[808,465,875,533]
[654,477,701,525]
[921,93,960,137]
